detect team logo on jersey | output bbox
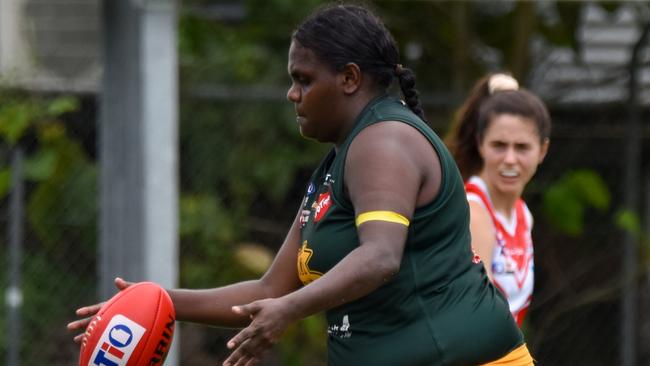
[323,174,335,187]
[510,234,533,289]
[327,314,352,338]
[470,247,482,264]
[297,240,323,285]
[299,188,314,228]
[307,182,316,195]
[313,191,332,223]
[299,209,311,227]
[89,314,146,366]
[495,231,533,289]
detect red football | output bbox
[78,282,176,366]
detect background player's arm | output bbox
[468,200,496,281]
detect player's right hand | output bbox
[66,277,132,343]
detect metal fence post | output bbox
[621,20,650,366]
[6,147,24,366]
[101,0,179,364]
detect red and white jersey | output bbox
[465,176,534,326]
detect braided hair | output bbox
[292,4,426,121]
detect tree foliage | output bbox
[0,91,94,363]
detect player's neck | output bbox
[486,188,519,221]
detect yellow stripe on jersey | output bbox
[355,211,410,227]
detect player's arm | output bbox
[468,200,496,281]
[67,208,304,342]
[170,209,304,327]
[280,121,423,313]
[223,122,436,364]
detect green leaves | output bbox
[0,167,9,198]
[0,91,93,251]
[24,148,57,181]
[0,95,79,146]
[542,169,611,236]
[27,143,97,252]
[45,96,79,116]
[0,99,32,145]
[180,193,235,244]
[615,209,641,237]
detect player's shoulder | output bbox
[468,198,489,213]
[351,120,429,155]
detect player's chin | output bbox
[497,182,524,197]
[298,127,319,141]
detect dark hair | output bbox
[292,3,425,121]
[445,73,552,181]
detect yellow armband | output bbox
[355,211,410,227]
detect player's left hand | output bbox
[223,297,294,366]
[66,277,134,343]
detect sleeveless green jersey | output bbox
[297,95,523,365]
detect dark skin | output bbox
[67,41,442,366]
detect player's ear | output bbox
[538,138,549,164]
[340,62,362,95]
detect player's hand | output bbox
[223,297,295,366]
[66,277,133,343]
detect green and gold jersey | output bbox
[298,95,523,366]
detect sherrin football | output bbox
[79,282,176,366]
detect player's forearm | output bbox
[168,280,268,328]
[282,243,400,320]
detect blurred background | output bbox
[0,0,649,365]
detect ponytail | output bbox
[395,64,426,121]
[445,73,523,181]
